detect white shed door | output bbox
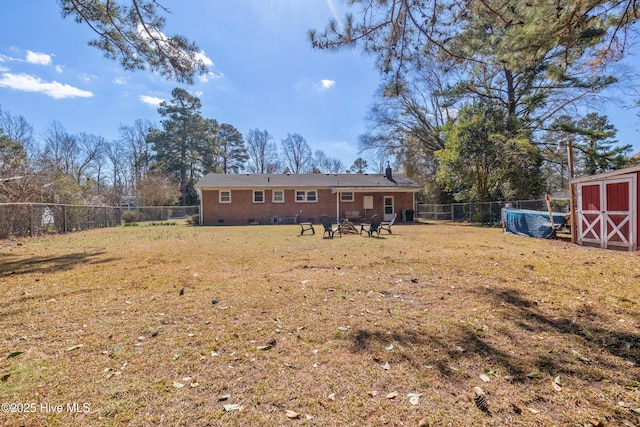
[577,176,636,250]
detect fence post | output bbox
[30,204,34,237]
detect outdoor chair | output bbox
[379,213,397,234]
[360,214,382,237]
[299,221,315,236]
[320,214,342,239]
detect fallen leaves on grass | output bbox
[284,409,300,419]
[407,393,422,405]
[65,344,83,352]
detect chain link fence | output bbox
[0,203,200,239]
[2,200,570,237]
[120,206,199,222]
[417,199,571,224]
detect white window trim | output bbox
[341,192,354,202]
[219,190,231,203]
[253,190,265,203]
[295,189,318,203]
[272,190,285,203]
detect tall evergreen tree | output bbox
[310,1,634,123]
[149,88,214,205]
[348,158,369,174]
[553,113,631,176]
[311,0,636,202]
[215,123,248,174]
[60,0,208,83]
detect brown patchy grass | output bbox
[0,222,639,426]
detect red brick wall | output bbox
[200,188,415,225]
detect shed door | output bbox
[577,176,635,250]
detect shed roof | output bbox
[570,164,640,184]
[195,173,422,192]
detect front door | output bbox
[577,176,635,250]
[383,196,394,221]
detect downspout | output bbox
[197,188,203,225]
[413,192,416,222]
[336,191,340,222]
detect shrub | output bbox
[187,214,200,225]
[122,211,141,223]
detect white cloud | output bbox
[0,72,93,99]
[113,77,127,85]
[78,73,100,84]
[139,95,164,106]
[320,79,336,90]
[137,25,215,70]
[199,71,224,83]
[194,51,214,67]
[25,50,52,66]
[0,53,18,63]
[55,65,63,73]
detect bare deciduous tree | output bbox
[281,133,312,174]
[245,129,280,174]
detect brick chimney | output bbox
[385,162,392,181]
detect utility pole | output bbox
[567,139,576,244]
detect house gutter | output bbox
[329,187,421,193]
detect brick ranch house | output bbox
[194,167,422,226]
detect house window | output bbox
[273,190,284,203]
[341,192,354,202]
[295,190,318,202]
[253,190,264,203]
[219,190,231,203]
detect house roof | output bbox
[195,173,422,192]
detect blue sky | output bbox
[0,0,380,170]
[0,1,639,172]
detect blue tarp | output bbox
[504,209,566,239]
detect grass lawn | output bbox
[1,222,639,426]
